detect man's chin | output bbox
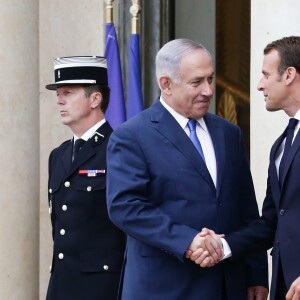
[61,118,71,125]
[265,105,280,112]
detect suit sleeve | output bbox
[106,127,198,261]
[227,132,274,288]
[226,165,276,256]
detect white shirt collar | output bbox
[160,97,208,132]
[73,119,106,142]
[293,109,300,121]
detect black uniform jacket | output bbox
[46,122,125,300]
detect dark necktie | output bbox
[278,118,298,186]
[72,138,85,162]
[187,119,205,162]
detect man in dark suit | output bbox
[106,39,268,300]
[195,36,300,300]
[45,56,125,300]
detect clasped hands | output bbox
[185,228,224,267]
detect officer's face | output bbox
[56,86,93,128]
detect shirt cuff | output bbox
[221,238,232,260]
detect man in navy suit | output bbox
[106,39,268,300]
[196,36,300,300]
[45,56,125,300]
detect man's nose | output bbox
[257,78,264,91]
[202,82,214,97]
[56,96,64,105]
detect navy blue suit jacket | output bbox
[107,100,268,300]
[46,122,125,300]
[227,123,300,300]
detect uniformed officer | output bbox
[45,56,125,300]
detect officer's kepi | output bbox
[45,56,108,90]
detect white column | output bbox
[251,0,300,210]
[39,0,107,298]
[0,1,39,299]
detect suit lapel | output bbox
[204,114,225,197]
[269,126,300,205]
[150,100,215,191]
[281,129,300,186]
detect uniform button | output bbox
[62,205,67,211]
[49,265,52,271]
[103,265,109,270]
[60,229,66,235]
[87,186,92,192]
[279,209,285,215]
[49,188,52,194]
[64,181,70,187]
[58,253,64,259]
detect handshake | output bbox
[185,228,224,267]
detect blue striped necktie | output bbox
[187,119,205,162]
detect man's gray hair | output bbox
[155,39,211,85]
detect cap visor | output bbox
[45,82,97,90]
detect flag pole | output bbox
[127,0,144,120]
[105,0,113,24]
[130,0,141,34]
[104,0,126,128]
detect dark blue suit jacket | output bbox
[227,123,300,300]
[107,100,268,300]
[46,122,125,300]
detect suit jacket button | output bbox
[64,181,70,187]
[87,186,92,192]
[103,265,109,270]
[58,253,64,259]
[60,229,66,235]
[62,205,68,211]
[279,209,285,215]
[49,188,53,194]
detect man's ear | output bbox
[285,67,297,85]
[90,92,102,108]
[159,75,172,96]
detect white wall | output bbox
[251,0,300,211]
